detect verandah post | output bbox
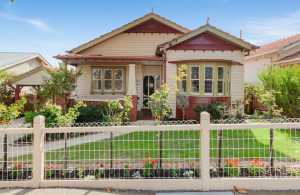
[200,112,210,191]
[32,115,45,188]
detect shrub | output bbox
[102,96,132,123]
[224,159,240,177]
[259,65,300,117]
[149,84,172,121]
[194,103,225,120]
[76,106,105,123]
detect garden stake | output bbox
[269,128,274,174]
[158,131,163,169]
[3,134,7,171]
[63,133,68,170]
[110,132,113,169]
[217,130,223,170]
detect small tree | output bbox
[42,63,81,112]
[148,84,172,121]
[102,96,132,123]
[148,85,172,169]
[0,70,14,105]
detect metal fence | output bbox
[1,113,300,190]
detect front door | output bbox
[143,75,160,108]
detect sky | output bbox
[1,0,300,65]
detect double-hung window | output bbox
[92,67,125,94]
[204,66,213,95]
[191,66,200,93]
[217,66,225,95]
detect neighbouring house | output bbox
[56,13,257,120]
[245,33,300,84]
[0,52,52,101]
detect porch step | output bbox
[157,192,233,195]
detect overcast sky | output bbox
[1,0,300,65]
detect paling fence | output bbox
[1,113,300,190]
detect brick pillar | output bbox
[130,95,138,121]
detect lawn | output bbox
[13,128,300,162]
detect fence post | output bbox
[200,112,210,191]
[32,115,45,188]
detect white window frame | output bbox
[91,67,125,94]
[190,65,200,94]
[204,65,214,96]
[217,66,225,96]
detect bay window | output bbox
[178,64,229,96]
[91,67,125,94]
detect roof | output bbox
[250,33,300,57]
[55,54,163,65]
[158,24,258,53]
[69,12,190,54]
[0,52,51,70]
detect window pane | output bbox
[104,80,112,90]
[218,81,223,94]
[205,67,213,79]
[191,80,199,93]
[92,69,101,80]
[205,80,213,93]
[218,67,224,79]
[104,69,112,79]
[115,80,123,91]
[181,80,187,92]
[114,69,123,79]
[97,80,102,90]
[191,67,199,79]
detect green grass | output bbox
[13,128,300,162]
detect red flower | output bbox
[224,159,240,167]
[151,160,158,166]
[249,159,265,167]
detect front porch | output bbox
[55,54,164,121]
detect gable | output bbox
[168,32,243,51]
[124,18,183,34]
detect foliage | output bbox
[102,96,132,123]
[248,159,266,176]
[0,97,26,124]
[194,103,225,120]
[76,105,105,123]
[224,159,240,177]
[259,65,300,117]
[0,70,14,105]
[176,64,188,94]
[148,84,172,121]
[230,100,244,119]
[41,63,81,111]
[24,102,86,127]
[56,101,86,126]
[143,157,158,177]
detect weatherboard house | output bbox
[56,13,257,120]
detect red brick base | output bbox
[176,96,231,120]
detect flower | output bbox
[249,159,265,167]
[224,159,240,167]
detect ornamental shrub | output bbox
[259,65,300,117]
